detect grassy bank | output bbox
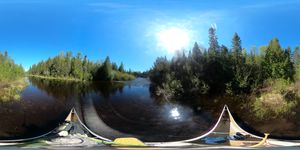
[0,78,28,102]
[112,70,136,81]
[252,79,300,119]
[28,75,82,82]
[28,73,135,82]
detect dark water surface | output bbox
[1,77,300,141]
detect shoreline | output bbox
[0,78,28,102]
[27,75,82,82]
[27,75,135,83]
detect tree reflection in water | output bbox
[1,77,300,141]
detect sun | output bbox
[156,27,190,54]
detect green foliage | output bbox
[0,51,26,101]
[264,78,292,93]
[149,57,171,86]
[293,46,300,67]
[253,93,297,120]
[112,62,118,70]
[208,27,219,57]
[294,47,300,80]
[113,71,135,81]
[29,52,135,81]
[149,28,297,102]
[295,67,300,80]
[0,51,24,82]
[262,38,295,81]
[253,79,298,120]
[232,33,245,64]
[156,75,183,101]
[95,56,113,81]
[118,62,125,72]
[0,79,28,102]
[71,53,84,79]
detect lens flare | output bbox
[156,27,190,54]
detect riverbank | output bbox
[28,74,135,82]
[27,75,82,82]
[0,78,28,102]
[252,79,300,119]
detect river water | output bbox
[1,77,300,141]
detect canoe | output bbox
[0,108,104,147]
[229,133,269,147]
[24,108,103,148]
[1,106,300,148]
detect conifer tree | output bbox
[293,46,300,67]
[118,62,125,72]
[263,38,294,80]
[232,33,244,64]
[102,56,113,81]
[0,51,24,82]
[208,27,219,57]
[192,42,202,60]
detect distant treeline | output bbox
[0,51,24,82]
[149,27,300,100]
[28,52,135,81]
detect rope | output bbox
[0,124,58,143]
[146,106,227,146]
[225,105,262,139]
[0,105,272,147]
[72,108,112,142]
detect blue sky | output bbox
[0,0,300,71]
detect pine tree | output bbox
[263,38,294,80]
[220,45,229,58]
[118,62,125,72]
[65,51,72,76]
[0,51,24,82]
[208,27,219,57]
[192,42,202,60]
[285,46,295,80]
[82,55,89,80]
[112,62,118,70]
[248,46,257,64]
[293,46,300,67]
[70,53,83,79]
[28,51,135,81]
[232,33,244,64]
[4,50,8,58]
[102,56,113,81]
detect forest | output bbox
[0,51,24,82]
[149,27,300,118]
[28,52,135,81]
[0,51,26,101]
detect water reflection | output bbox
[85,79,212,141]
[170,107,180,120]
[0,80,73,140]
[1,77,300,141]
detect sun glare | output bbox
[156,27,190,54]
